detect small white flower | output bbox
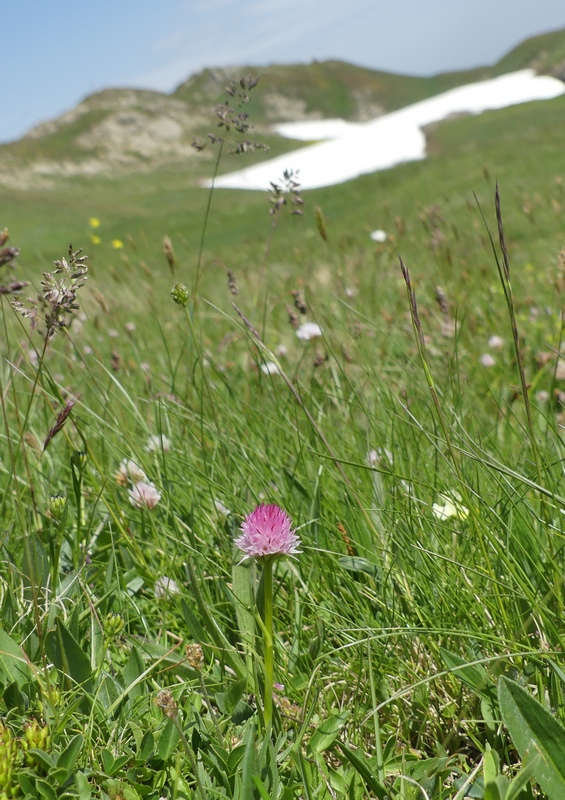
[129,481,161,509]
[275,344,288,357]
[108,328,119,338]
[261,361,281,376]
[296,322,323,341]
[83,345,93,355]
[488,335,504,350]
[154,576,180,598]
[536,390,550,403]
[214,499,231,516]
[345,287,357,298]
[479,353,496,367]
[116,459,147,486]
[432,492,468,521]
[125,321,136,332]
[146,434,171,453]
[369,229,387,242]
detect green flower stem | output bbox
[263,556,274,732]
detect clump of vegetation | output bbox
[2,69,565,800]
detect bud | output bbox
[170,282,189,307]
[48,493,67,522]
[21,719,51,767]
[71,450,87,470]
[0,722,17,791]
[104,612,125,638]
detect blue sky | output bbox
[3,0,565,144]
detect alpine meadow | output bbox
[3,25,565,800]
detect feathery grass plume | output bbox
[12,244,88,339]
[269,169,304,217]
[192,74,267,156]
[0,229,28,296]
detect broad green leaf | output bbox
[45,619,92,692]
[499,675,565,799]
[21,533,49,595]
[75,771,92,800]
[334,740,388,799]
[0,629,32,687]
[483,746,500,786]
[35,777,58,800]
[231,559,256,681]
[308,711,350,754]
[484,775,508,800]
[156,716,180,761]
[57,733,84,779]
[440,647,494,700]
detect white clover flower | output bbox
[296,322,323,341]
[261,361,281,376]
[369,229,387,242]
[488,335,504,349]
[275,344,288,357]
[146,434,172,453]
[154,576,180,598]
[479,353,496,367]
[129,481,161,510]
[115,459,147,486]
[432,492,468,521]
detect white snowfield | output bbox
[206,70,564,191]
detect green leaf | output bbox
[34,777,58,800]
[308,711,350,754]
[499,675,565,799]
[240,721,256,800]
[334,740,388,799]
[441,647,494,700]
[231,560,256,681]
[57,733,84,780]
[45,619,92,692]
[21,533,49,595]
[75,771,92,800]
[0,629,32,687]
[484,775,508,800]
[27,747,54,770]
[157,717,180,761]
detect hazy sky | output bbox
[3,0,565,144]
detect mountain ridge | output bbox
[1,26,564,190]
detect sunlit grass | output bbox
[2,90,565,798]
